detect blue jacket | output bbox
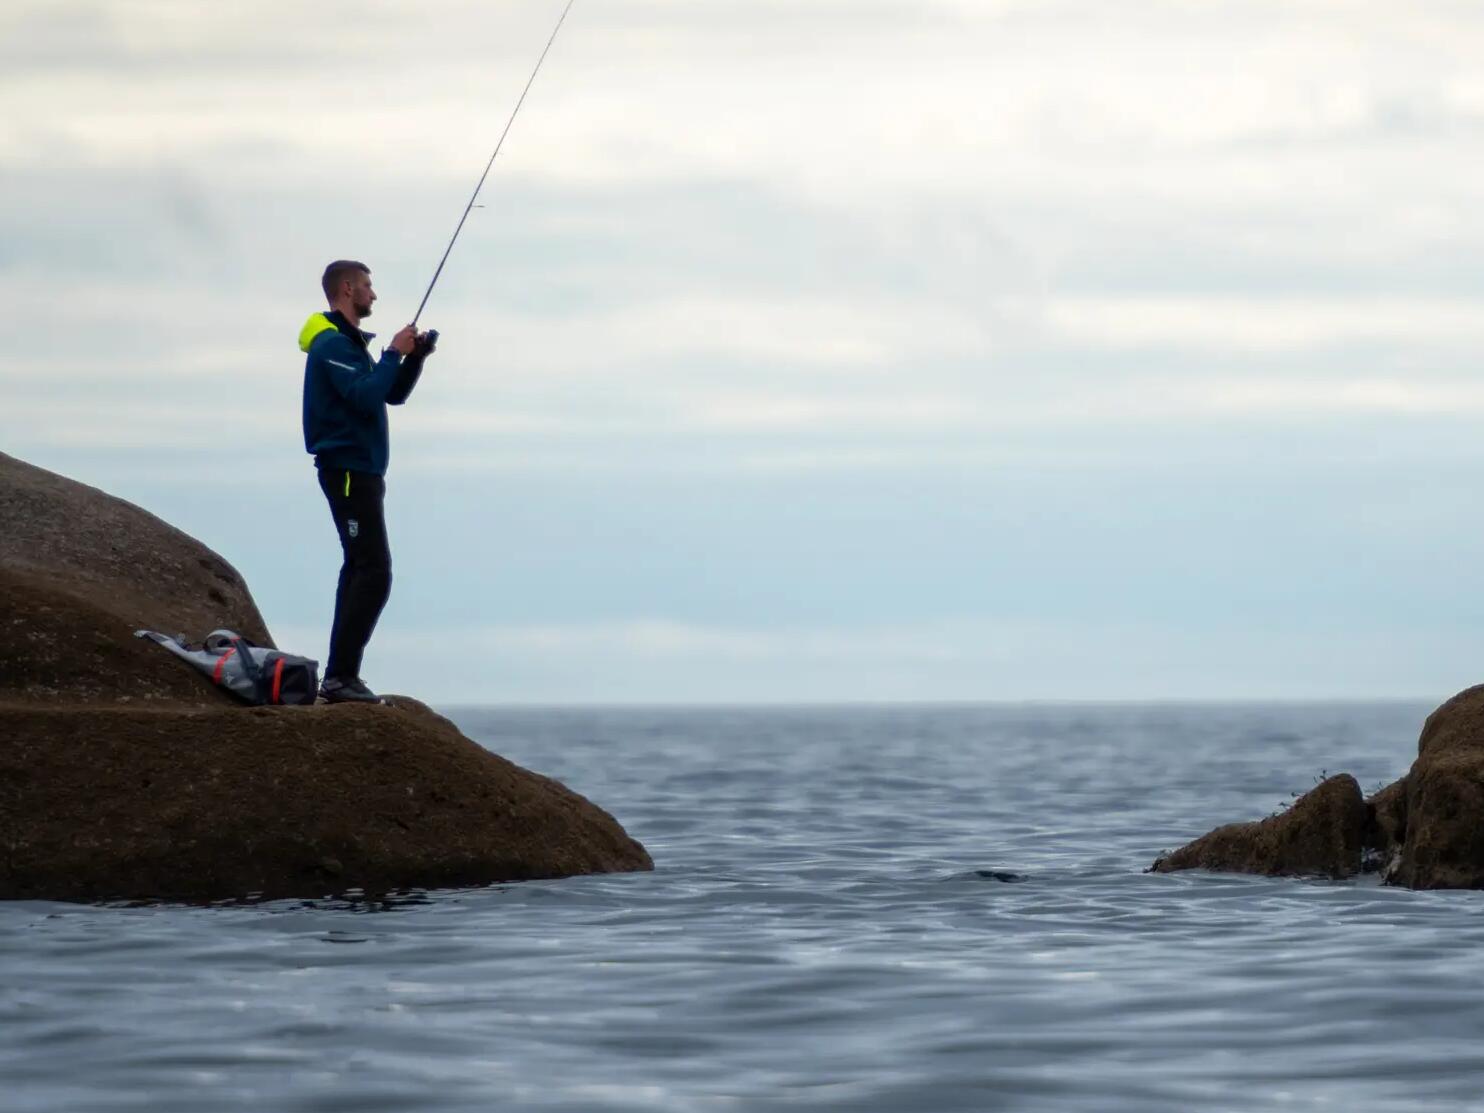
[299,310,423,476]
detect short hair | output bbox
[321,260,370,303]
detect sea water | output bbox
[5,702,1484,1113]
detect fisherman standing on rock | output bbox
[299,260,435,704]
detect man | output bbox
[299,260,433,704]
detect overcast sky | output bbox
[3,1,1483,703]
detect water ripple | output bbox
[9,702,1484,1112]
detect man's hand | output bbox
[389,324,418,356]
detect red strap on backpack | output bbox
[212,647,236,685]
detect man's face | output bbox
[347,270,376,318]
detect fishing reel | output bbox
[414,329,439,357]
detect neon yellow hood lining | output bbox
[298,312,339,353]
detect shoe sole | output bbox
[318,692,384,705]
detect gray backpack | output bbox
[135,629,319,706]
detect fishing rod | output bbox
[410,0,577,328]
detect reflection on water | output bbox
[8,702,1484,1113]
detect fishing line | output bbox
[411,0,577,327]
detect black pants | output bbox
[317,467,392,682]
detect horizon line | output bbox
[430,694,1442,711]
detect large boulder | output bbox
[0,450,271,652]
[1386,686,1484,889]
[1152,774,1368,880]
[1,566,236,706]
[1,698,652,903]
[1,454,652,902]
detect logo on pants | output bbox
[348,518,359,539]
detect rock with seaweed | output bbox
[1153,687,1484,890]
[1151,774,1369,880]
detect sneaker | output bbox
[319,676,383,704]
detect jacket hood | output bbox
[299,312,338,353]
[299,310,377,353]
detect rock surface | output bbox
[1,566,236,706]
[1,453,652,902]
[1386,686,1484,889]
[0,697,652,903]
[0,450,270,653]
[1154,687,1484,890]
[1366,775,1408,874]
[1152,774,1368,880]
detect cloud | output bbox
[1045,295,1484,352]
[7,1,1484,699]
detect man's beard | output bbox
[354,298,373,318]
